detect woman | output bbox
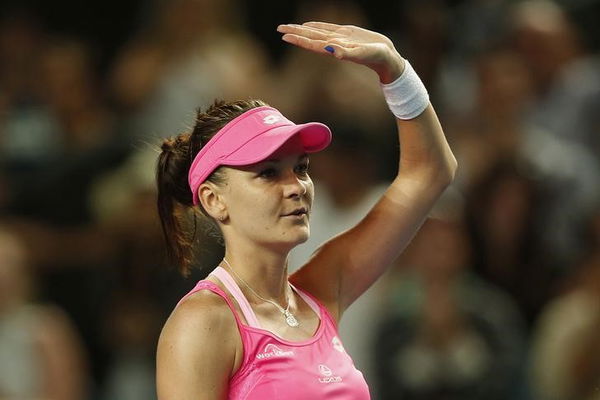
[156,21,456,400]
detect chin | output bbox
[295,232,310,245]
[281,228,310,249]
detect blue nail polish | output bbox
[324,46,334,54]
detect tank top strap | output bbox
[210,266,262,329]
[289,283,321,316]
[176,280,247,328]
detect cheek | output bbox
[228,188,278,222]
[304,177,315,195]
[305,179,315,202]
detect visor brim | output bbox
[222,122,332,166]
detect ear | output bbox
[198,182,227,221]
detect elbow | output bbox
[427,152,458,188]
[428,154,458,191]
[444,154,458,185]
[398,151,458,189]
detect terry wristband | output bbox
[381,59,429,120]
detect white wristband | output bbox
[381,59,429,120]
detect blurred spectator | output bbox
[374,194,528,400]
[448,30,598,282]
[510,0,600,269]
[465,159,552,327]
[0,9,43,113]
[449,47,534,190]
[390,0,450,100]
[101,293,162,400]
[89,146,204,311]
[109,0,270,139]
[0,226,89,399]
[0,10,50,213]
[529,208,600,400]
[2,35,128,225]
[0,32,131,391]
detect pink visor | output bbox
[188,106,332,205]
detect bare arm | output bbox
[281,22,457,321]
[156,292,241,400]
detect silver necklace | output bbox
[222,258,300,328]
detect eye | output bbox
[295,162,309,175]
[259,167,278,179]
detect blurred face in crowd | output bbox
[403,218,471,281]
[484,176,533,246]
[511,0,580,92]
[476,50,533,118]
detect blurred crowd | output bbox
[1,0,599,399]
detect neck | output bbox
[221,244,291,305]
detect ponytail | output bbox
[156,134,196,275]
[156,98,269,275]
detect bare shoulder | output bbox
[157,289,241,400]
[158,289,240,358]
[162,289,238,339]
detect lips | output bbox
[283,207,308,217]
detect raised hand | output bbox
[277,21,405,83]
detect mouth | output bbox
[282,207,308,218]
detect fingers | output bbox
[280,33,330,54]
[278,23,353,57]
[281,33,359,61]
[277,24,344,41]
[302,21,345,32]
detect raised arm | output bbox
[281,22,457,321]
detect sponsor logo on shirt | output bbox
[317,364,343,384]
[332,336,345,353]
[256,344,294,360]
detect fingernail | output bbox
[324,46,334,54]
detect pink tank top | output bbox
[177,266,371,400]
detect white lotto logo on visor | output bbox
[263,115,281,125]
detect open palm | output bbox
[277,21,403,80]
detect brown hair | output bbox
[156,99,269,275]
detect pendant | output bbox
[284,309,300,327]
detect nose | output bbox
[283,170,308,199]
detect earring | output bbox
[218,215,226,222]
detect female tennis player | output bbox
[156,21,456,400]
